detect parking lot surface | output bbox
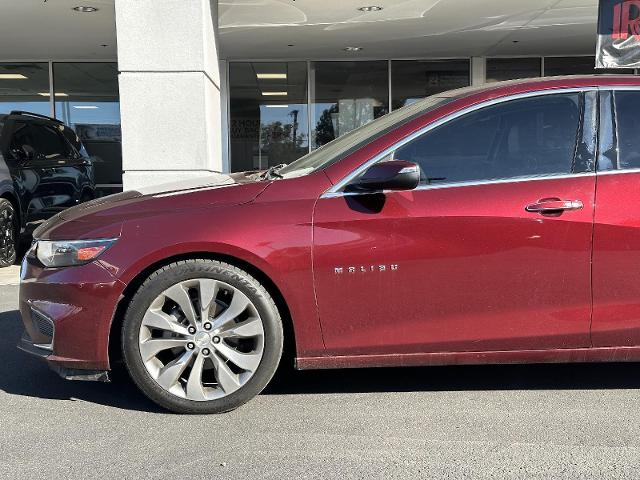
[1,283,640,479]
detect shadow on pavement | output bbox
[0,309,162,413]
[2,307,640,411]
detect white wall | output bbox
[115,0,223,190]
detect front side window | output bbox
[393,93,581,185]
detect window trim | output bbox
[322,87,596,198]
[594,86,640,176]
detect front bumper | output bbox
[17,330,110,381]
[18,254,125,377]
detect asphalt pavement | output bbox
[1,283,640,479]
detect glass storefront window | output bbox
[486,58,541,83]
[310,61,388,149]
[53,63,122,197]
[544,56,631,76]
[0,63,50,116]
[229,62,308,173]
[391,60,469,110]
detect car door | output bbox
[11,120,79,226]
[592,89,640,347]
[312,91,597,356]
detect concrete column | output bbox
[471,57,487,86]
[115,0,222,190]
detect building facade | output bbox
[0,0,628,193]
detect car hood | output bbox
[34,171,270,240]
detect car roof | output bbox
[6,110,63,125]
[433,74,640,105]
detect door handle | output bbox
[525,198,583,214]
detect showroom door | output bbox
[313,92,596,356]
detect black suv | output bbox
[0,111,95,266]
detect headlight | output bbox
[35,238,118,268]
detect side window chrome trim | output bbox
[597,167,640,176]
[321,87,595,199]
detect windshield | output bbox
[278,94,454,179]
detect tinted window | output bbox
[486,58,541,83]
[29,123,69,160]
[229,62,308,172]
[391,60,470,110]
[544,56,631,76]
[10,121,33,152]
[394,93,581,185]
[614,91,640,170]
[310,61,389,149]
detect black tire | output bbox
[121,259,283,414]
[0,199,17,268]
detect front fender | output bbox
[98,200,325,359]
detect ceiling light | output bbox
[74,105,98,109]
[358,6,383,11]
[257,73,287,79]
[38,92,68,97]
[343,47,363,52]
[265,105,289,108]
[73,6,99,12]
[262,91,287,96]
[0,74,27,80]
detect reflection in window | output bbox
[229,62,308,173]
[0,63,50,116]
[613,91,640,170]
[53,63,122,197]
[391,60,469,110]
[486,58,541,83]
[311,61,388,149]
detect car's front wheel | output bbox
[0,199,17,267]
[122,259,283,414]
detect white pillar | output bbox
[115,0,223,190]
[471,57,487,86]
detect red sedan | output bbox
[18,75,640,413]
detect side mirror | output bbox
[354,160,420,192]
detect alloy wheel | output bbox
[0,205,15,265]
[138,278,265,401]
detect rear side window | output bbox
[29,123,70,160]
[613,91,640,170]
[394,93,581,185]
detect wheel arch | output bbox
[107,251,297,372]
